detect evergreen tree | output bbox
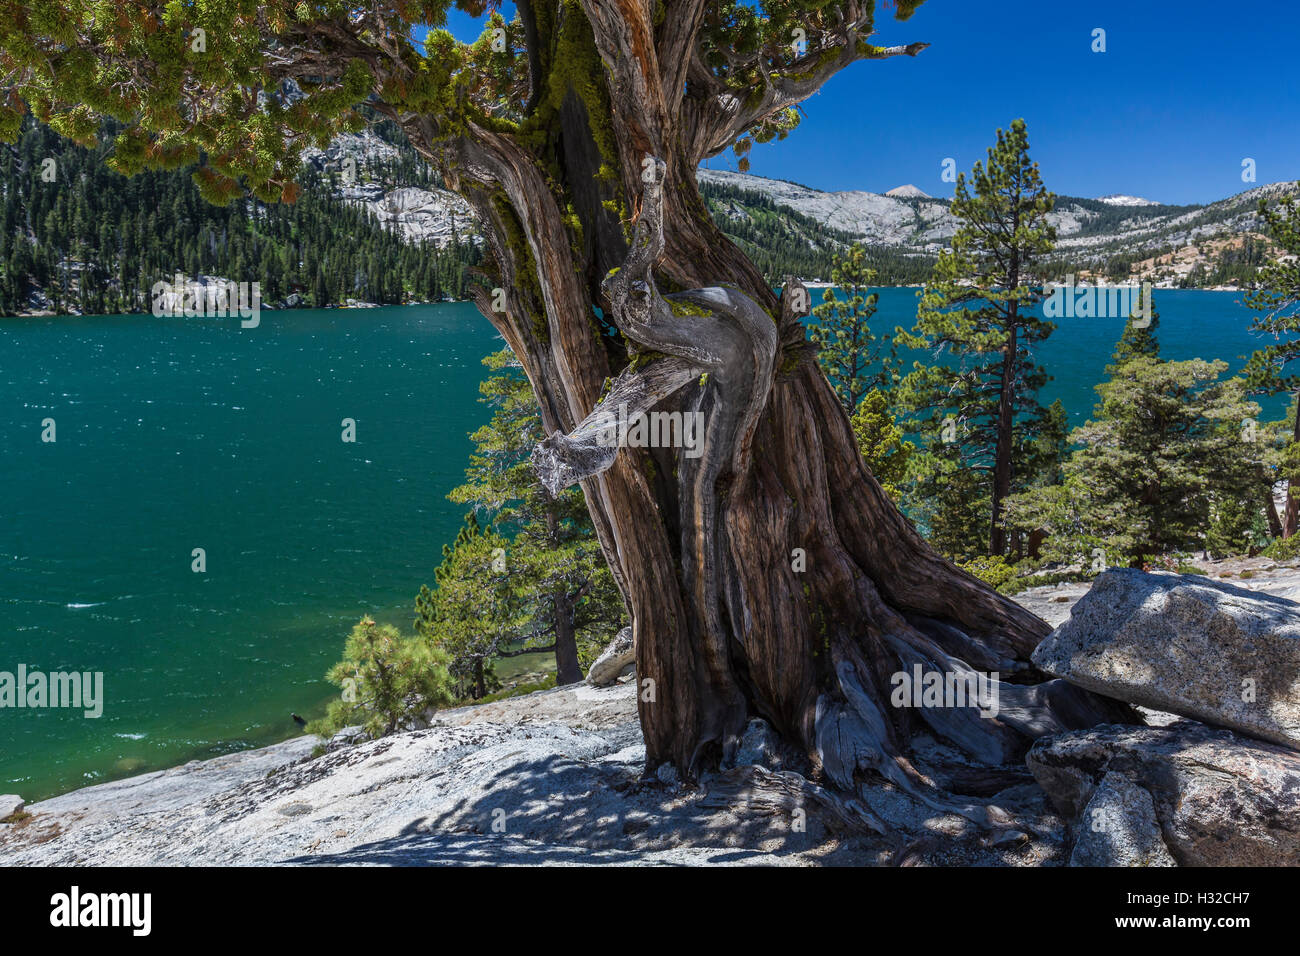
[413,514,517,700]
[1110,286,1160,367]
[1007,354,1260,568]
[898,119,1057,557]
[1242,185,1300,536]
[1030,399,1069,485]
[1205,481,1271,559]
[850,389,914,503]
[446,349,627,686]
[809,245,892,412]
[309,617,453,739]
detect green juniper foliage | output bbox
[1,2,374,203]
[0,0,919,205]
[897,119,1057,558]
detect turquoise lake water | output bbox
[0,290,1284,800]
[2,304,499,799]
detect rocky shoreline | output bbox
[0,677,1063,866]
[3,560,1299,867]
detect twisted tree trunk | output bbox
[380,0,1132,818]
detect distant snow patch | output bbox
[1096,194,1160,207]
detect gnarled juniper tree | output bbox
[3,0,1130,817]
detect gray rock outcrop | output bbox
[1028,720,1300,866]
[587,627,635,687]
[0,678,1080,867]
[366,186,477,246]
[302,129,478,248]
[1067,772,1175,867]
[1032,569,1300,749]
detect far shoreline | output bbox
[1,299,474,320]
[1,286,1252,319]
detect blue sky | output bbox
[433,0,1298,204]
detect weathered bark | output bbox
[990,318,1016,557]
[552,591,583,686]
[1266,487,1284,539]
[1285,393,1300,538]
[473,659,487,702]
[379,0,1131,819]
[531,157,1132,817]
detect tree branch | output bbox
[689,6,928,164]
[498,643,556,658]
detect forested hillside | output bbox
[5,112,1287,318]
[698,177,938,284]
[0,119,481,316]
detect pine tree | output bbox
[809,245,892,412]
[309,617,453,739]
[1205,482,1270,559]
[850,389,914,503]
[1007,350,1261,568]
[1243,185,1300,536]
[446,349,626,685]
[1073,358,1259,565]
[1024,399,1069,489]
[413,514,517,700]
[1110,286,1160,367]
[898,119,1057,557]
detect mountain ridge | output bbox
[5,115,1290,316]
[696,167,1293,287]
